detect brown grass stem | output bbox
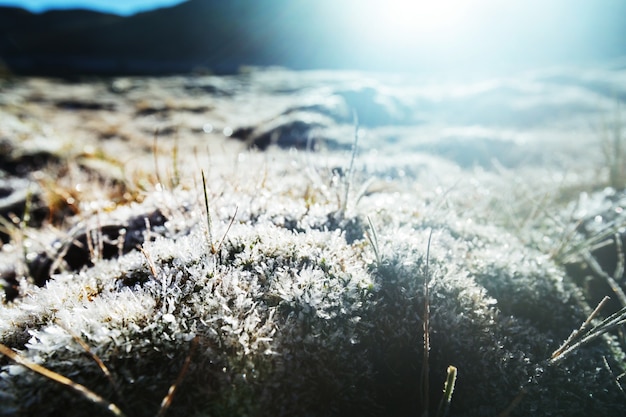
[0,343,126,417]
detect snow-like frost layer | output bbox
[1,150,625,417]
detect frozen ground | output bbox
[1,63,626,416]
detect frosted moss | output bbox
[1,150,625,417]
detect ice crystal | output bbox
[1,149,625,417]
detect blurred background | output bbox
[1,0,625,78]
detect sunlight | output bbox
[347,0,499,55]
[379,0,475,42]
[339,0,508,73]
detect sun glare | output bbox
[341,0,501,71]
[380,0,473,40]
[351,0,499,49]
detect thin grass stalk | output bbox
[436,365,457,417]
[496,388,527,417]
[365,215,380,266]
[551,297,626,364]
[602,356,626,399]
[153,129,162,188]
[216,206,238,254]
[0,343,126,417]
[341,111,359,213]
[551,296,610,360]
[140,246,159,277]
[171,136,180,189]
[201,170,215,253]
[420,229,434,417]
[613,232,624,283]
[56,321,125,405]
[155,336,199,417]
[583,244,626,307]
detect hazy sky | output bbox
[338,0,626,74]
[1,0,624,76]
[0,0,185,15]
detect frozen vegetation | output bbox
[1,66,626,416]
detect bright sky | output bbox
[338,0,626,75]
[0,0,185,15]
[0,0,623,76]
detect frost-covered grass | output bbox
[1,139,626,417]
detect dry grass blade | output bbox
[201,170,215,253]
[341,111,359,213]
[170,136,180,189]
[56,321,125,405]
[0,343,126,417]
[365,215,380,266]
[614,232,625,282]
[140,246,159,277]
[583,241,626,307]
[420,228,434,417]
[492,281,613,415]
[155,336,199,417]
[551,296,626,364]
[496,388,527,417]
[153,129,162,188]
[551,296,610,360]
[215,206,238,254]
[354,177,376,207]
[602,355,626,399]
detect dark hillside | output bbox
[1,0,625,76]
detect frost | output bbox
[1,148,625,417]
